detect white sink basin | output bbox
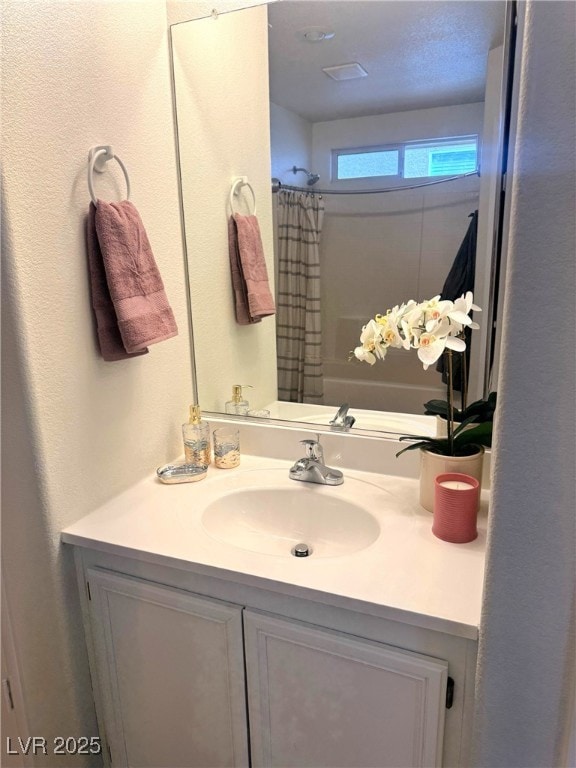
[200,469,392,558]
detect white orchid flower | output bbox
[421,316,451,340]
[414,314,468,368]
[354,319,388,365]
[397,299,418,320]
[354,292,480,372]
[400,318,417,349]
[400,303,426,348]
[360,318,384,347]
[448,291,481,328]
[353,345,378,365]
[422,296,454,332]
[403,302,424,327]
[416,332,447,369]
[375,312,403,348]
[446,335,467,350]
[416,331,466,369]
[462,290,481,312]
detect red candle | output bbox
[433,472,479,543]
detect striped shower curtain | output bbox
[275,189,325,403]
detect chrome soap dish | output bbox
[156,463,208,484]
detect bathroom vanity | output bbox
[63,428,487,768]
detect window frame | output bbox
[331,143,404,182]
[331,134,479,183]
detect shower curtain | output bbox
[275,189,325,403]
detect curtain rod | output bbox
[271,170,480,196]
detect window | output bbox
[332,136,478,181]
[404,138,478,178]
[336,149,399,180]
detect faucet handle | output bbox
[300,438,324,462]
[330,403,355,431]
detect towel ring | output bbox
[229,176,257,216]
[88,145,131,206]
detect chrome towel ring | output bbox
[88,145,131,206]
[229,176,257,216]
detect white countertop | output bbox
[62,454,487,640]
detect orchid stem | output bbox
[446,349,454,455]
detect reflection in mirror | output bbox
[170,0,510,436]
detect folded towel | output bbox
[228,217,260,325]
[229,214,276,325]
[94,200,178,353]
[86,204,149,361]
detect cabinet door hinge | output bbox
[87,581,92,601]
[2,678,15,710]
[446,676,455,709]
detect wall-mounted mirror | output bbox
[170,0,511,436]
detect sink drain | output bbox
[291,543,312,558]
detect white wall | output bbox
[3,2,574,765]
[2,1,192,763]
[311,102,484,192]
[171,5,277,414]
[269,102,313,185]
[473,2,576,765]
[167,0,272,26]
[311,104,482,411]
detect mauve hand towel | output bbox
[230,213,276,322]
[86,203,148,361]
[95,200,178,353]
[228,216,261,325]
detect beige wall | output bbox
[2,1,192,763]
[171,5,277,414]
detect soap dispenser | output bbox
[225,385,252,415]
[182,405,211,466]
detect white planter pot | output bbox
[419,447,485,512]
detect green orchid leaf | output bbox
[399,433,438,442]
[398,435,452,449]
[395,441,433,457]
[452,415,481,436]
[454,421,493,448]
[423,399,451,416]
[396,433,458,457]
[422,391,497,423]
[397,417,491,457]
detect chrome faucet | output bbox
[289,439,344,486]
[329,403,356,431]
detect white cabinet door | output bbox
[87,569,249,768]
[244,610,448,768]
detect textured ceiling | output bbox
[268,0,506,122]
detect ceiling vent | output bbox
[322,62,368,81]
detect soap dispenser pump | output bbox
[225,385,252,415]
[182,405,211,466]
